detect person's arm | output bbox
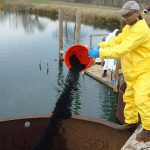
[97,31,123,48]
[88,32,123,58]
[100,24,147,59]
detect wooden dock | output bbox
[85,64,120,92]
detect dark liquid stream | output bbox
[32,54,86,150]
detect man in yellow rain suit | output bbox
[88,1,150,142]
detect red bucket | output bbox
[64,44,94,71]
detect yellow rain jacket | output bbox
[98,20,150,130]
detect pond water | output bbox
[0,11,118,123]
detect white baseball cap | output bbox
[121,1,140,15]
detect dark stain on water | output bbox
[31,54,86,150]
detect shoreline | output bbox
[1,2,149,29]
[0,2,123,31]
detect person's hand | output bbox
[88,46,100,58]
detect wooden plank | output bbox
[90,34,108,48]
[85,64,117,92]
[58,9,64,61]
[121,125,150,150]
[75,8,81,44]
[113,59,120,92]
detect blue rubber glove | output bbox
[88,46,100,58]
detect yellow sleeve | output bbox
[97,32,123,48]
[99,23,148,59]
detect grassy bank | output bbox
[0,1,149,31]
[3,0,121,18]
[0,1,123,30]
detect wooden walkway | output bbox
[121,125,150,150]
[85,64,118,92]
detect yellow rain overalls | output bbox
[98,20,150,130]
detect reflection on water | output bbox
[0,11,118,123]
[93,16,121,31]
[38,60,50,76]
[56,61,65,96]
[99,90,118,122]
[0,11,48,33]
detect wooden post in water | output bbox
[59,9,64,61]
[113,60,121,92]
[75,8,81,44]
